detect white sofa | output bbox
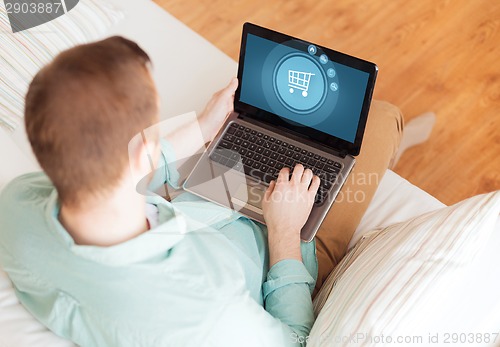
[1,1,498,346]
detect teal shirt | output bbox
[0,140,318,346]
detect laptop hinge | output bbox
[339,149,348,158]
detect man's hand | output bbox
[199,77,238,142]
[162,78,237,173]
[262,164,320,267]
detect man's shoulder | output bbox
[0,172,54,202]
[0,173,56,269]
[0,172,56,223]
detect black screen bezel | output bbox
[235,22,378,156]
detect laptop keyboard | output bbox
[209,122,342,204]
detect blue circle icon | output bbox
[330,82,338,91]
[327,68,336,78]
[319,54,328,64]
[307,45,317,55]
[274,54,326,113]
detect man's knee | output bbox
[370,100,404,138]
[366,100,404,168]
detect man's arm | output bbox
[147,78,237,192]
[263,164,320,266]
[260,164,320,341]
[165,78,238,161]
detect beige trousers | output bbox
[314,100,404,296]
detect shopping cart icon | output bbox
[288,70,315,97]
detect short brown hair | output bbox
[25,36,158,206]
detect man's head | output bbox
[25,36,158,206]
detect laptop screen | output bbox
[235,23,377,156]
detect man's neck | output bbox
[59,178,149,247]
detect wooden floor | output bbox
[154,0,500,205]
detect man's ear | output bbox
[128,131,159,185]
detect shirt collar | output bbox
[46,191,189,266]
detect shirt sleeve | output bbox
[261,259,315,342]
[148,138,181,192]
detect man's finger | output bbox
[291,164,304,183]
[264,180,276,200]
[225,77,238,95]
[277,167,290,183]
[309,175,320,194]
[301,168,313,185]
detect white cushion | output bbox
[351,169,444,248]
[0,0,122,132]
[311,191,500,347]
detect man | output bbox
[0,36,403,346]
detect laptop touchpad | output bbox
[231,184,265,214]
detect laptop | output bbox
[183,22,377,242]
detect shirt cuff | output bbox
[262,259,315,301]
